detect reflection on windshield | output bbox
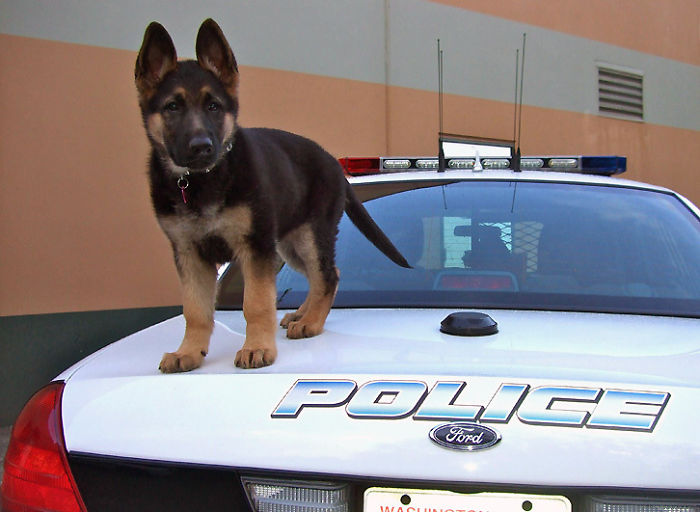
[246,181,699,317]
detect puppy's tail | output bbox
[344,182,411,269]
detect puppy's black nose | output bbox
[189,136,214,157]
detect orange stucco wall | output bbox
[1,27,697,316]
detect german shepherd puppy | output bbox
[135,19,409,372]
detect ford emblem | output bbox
[429,422,501,451]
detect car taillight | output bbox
[1,382,86,512]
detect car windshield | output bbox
[219,180,700,317]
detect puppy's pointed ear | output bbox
[135,22,177,98]
[196,18,239,92]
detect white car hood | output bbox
[59,309,700,490]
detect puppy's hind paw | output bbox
[280,312,299,328]
[159,351,205,373]
[286,320,323,339]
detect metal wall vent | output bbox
[598,66,644,120]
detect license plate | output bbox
[364,488,571,512]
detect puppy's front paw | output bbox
[159,350,205,373]
[235,345,277,369]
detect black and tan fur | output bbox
[135,19,409,372]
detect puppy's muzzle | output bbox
[184,135,217,170]
[189,135,214,158]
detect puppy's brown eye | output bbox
[208,101,221,112]
[164,101,179,112]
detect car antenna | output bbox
[513,33,526,172]
[512,48,520,172]
[437,38,445,173]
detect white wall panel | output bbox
[1,0,697,130]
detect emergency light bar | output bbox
[339,155,626,177]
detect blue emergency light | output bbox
[580,156,628,175]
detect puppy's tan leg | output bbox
[234,255,278,369]
[277,229,310,328]
[278,224,339,339]
[277,224,319,332]
[160,248,218,373]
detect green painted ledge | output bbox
[0,306,182,426]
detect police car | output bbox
[3,153,700,511]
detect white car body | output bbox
[58,307,699,489]
[4,164,700,511]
